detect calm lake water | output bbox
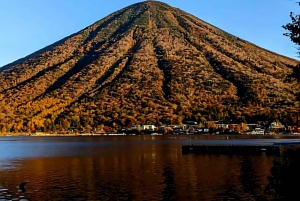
[1,135,300,200]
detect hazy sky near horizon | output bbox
[0,0,299,67]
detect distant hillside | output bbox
[0,1,299,132]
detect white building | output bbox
[130,125,156,131]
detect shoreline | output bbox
[0,133,126,137]
[1,133,300,137]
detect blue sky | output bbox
[0,0,299,67]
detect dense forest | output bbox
[0,1,299,133]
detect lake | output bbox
[1,135,300,200]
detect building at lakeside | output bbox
[61,120,296,135]
[129,125,156,132]
[245,127,265,135]
[216,120,238,129]
[269,121,285,129]
[287,126,300,134]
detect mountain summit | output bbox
[0,1,299,132]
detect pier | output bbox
[182,139,300,155]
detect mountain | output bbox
[0,1,299,132]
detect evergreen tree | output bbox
[283,2,300,81]
[283,3,300,49]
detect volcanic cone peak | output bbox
[0,1,298,130]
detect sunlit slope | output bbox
[0,1,299,130]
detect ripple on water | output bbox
[0,159,23,171]
[0,185,29,201]
[0,136,283,200]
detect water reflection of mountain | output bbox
[265,148,300,200]
[213,155,270,200]
[161,165,176,201]
[0,137,300,200]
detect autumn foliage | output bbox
[0,1,299,133]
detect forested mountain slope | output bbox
[0,1,299,132]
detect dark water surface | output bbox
[1,135,300,200]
